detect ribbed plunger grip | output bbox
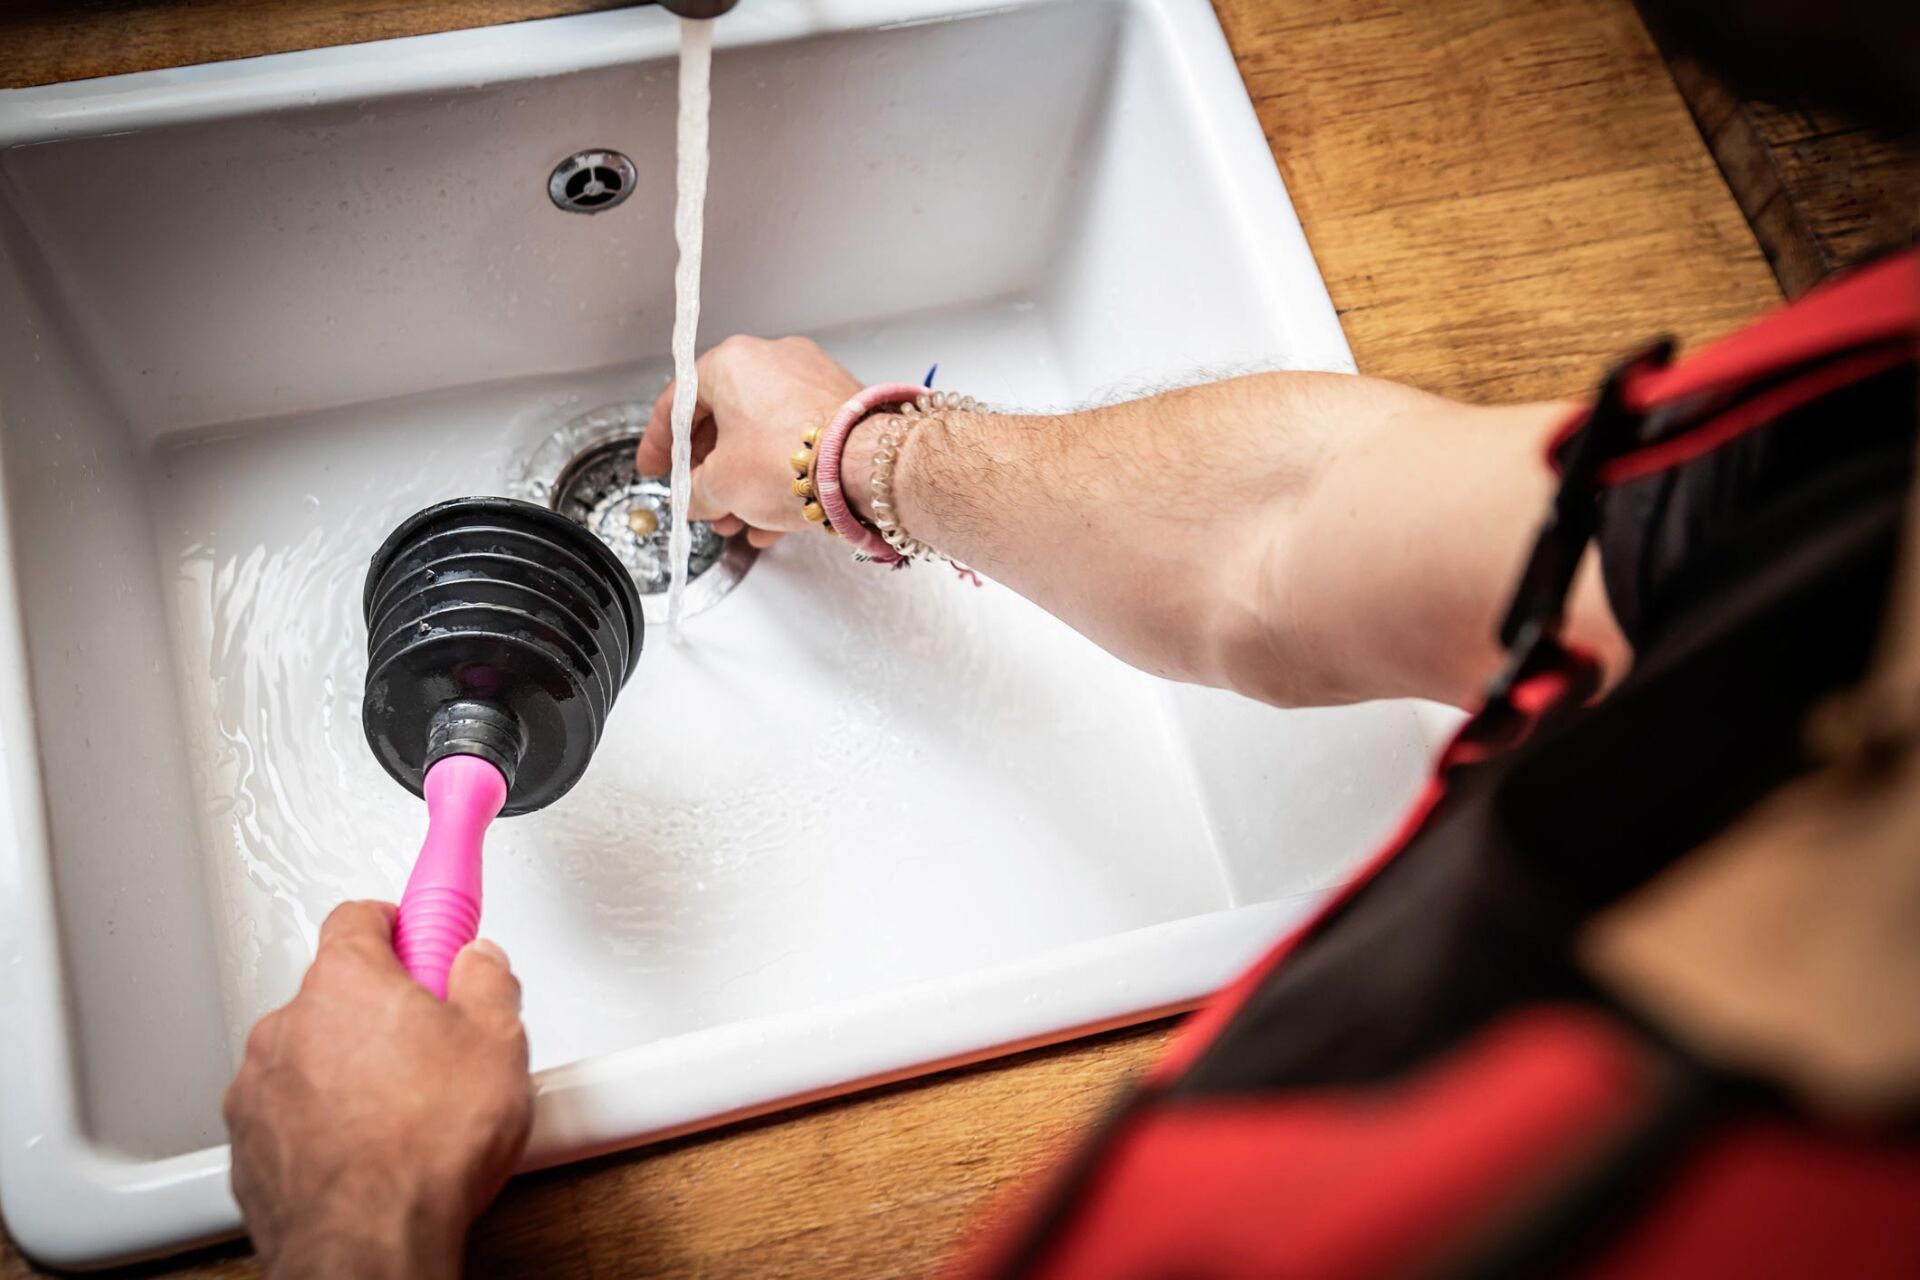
[394,755,508,999]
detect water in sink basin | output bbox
[0,2,1437,1260]
[156,301,1233,1071]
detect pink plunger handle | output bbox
[393,754,508,999]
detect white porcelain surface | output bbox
[0,0,1442,1264]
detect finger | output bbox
[686,464,729,523]
[746,526,784,550]
[638,380,710,478]
[635,382,683,478]
[637,345,730,477]
[447,938,523,1027]
[317,899,397,950]
[690,413,720,469]
[711,515,745,537]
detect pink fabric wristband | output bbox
[814,382,926,564]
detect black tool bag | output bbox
[961,251,1920,1280]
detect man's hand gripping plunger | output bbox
[222,901,533,1280]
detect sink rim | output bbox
[0,0,1087,147]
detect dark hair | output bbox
[1640,0,1919,130]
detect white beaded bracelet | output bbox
[869,390,978,567]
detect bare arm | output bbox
[635,337,1625,708]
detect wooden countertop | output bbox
[0,1,1778,1276]
[1636,2,1920,296]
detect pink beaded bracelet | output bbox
[810,382,925,564]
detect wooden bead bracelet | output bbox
[791,382,924,565]
[792,383,982,579]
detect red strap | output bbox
[989,1009,1657,1280]
[1627,250,1917,410]
[1599,344,1914,487]
[1547,250,1918,481]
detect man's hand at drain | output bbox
[635,334,863,548]
[223,900,532,1280]
[633,333,1629,708]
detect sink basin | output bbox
[0,0,1443,1265]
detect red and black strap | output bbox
[956,250,1920,1280]
[1151,250,1920,1099]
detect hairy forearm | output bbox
[845,376,1339,691]
[845,372,1623,707]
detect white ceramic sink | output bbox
[0,0,1444,1264]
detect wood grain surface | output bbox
[1,0,1778,1276]
[1637,2,1920,296]
[0,0,633,88]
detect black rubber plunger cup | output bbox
[363,496,643,815]
[361,497,643,996]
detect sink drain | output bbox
[508,403,756,623]
[548,149,638,214]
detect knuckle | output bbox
[319,932,387,973]
[317,898,391,947]
[489,1017,531,1063]
[295,958,332,999]
[714,333,766,361]
[321,899,369,930]
[497,969,525,1011]
[298,954,337,994]
[242,1013,281,1062]
[477,993,527,1040]
[220,1073,247,1126]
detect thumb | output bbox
[447,938,522,1024]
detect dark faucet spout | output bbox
[657,0,738,17]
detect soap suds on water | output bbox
[665,17,713,642]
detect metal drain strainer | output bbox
[553,438,723,593]
[508,403,756,623]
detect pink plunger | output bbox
[392,755,509,998]
[362,497,644,996]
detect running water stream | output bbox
[665,18,713,641]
